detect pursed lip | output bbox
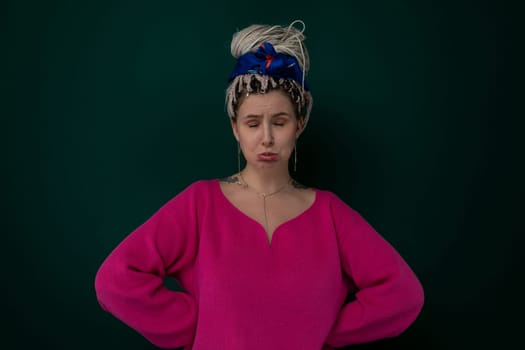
[257,152,278,161]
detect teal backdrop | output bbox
[4,0,522,349]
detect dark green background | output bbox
[4,0,522,349]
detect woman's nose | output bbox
[261,123,274,146]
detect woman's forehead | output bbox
[238,91,294,112]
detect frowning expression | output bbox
[232,90,304,171]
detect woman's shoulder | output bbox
[306,185,360,216]
[165,179,212,195]
[280,180,351,215]
[162,178,219,205]
[185,178,218,190]
[297,182,341,203]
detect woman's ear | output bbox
[296,117,305,138]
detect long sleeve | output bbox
[324,193,424,347]
[94,182,202,349]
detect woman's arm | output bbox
[325,193,424,347]
[94,182,202,348]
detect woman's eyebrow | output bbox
[241,114,262,119]
[271,112,291,118]
[240,112,291,119]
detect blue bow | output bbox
[228,42,309,90]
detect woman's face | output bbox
[232,90,304,172]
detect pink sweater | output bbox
[95,179,424,349]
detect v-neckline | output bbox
[215,179,318,246]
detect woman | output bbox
[95,21,424,350]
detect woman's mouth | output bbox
[258,152,278,161]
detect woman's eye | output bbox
[247,123,259,128]
[274,121,286,126]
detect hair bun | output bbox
[230,20,310,75]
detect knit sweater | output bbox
[95,179,424,349]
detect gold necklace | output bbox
[237,172,291,237]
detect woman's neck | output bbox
[239,166,291,195]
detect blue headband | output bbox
[228,42,309,90]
